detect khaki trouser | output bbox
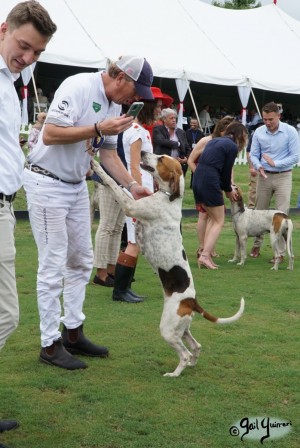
[0,201,19,351]
[247,173,257,208]
[252,171,292,253]
[93,183,125,268]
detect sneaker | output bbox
[250,247,260,258]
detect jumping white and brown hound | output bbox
[229,185,294,271]
[92,153,244,377]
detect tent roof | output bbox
[2,0,300,93]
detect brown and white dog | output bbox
[92,153,244,377]
[229,185,294,270]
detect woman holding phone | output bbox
[112,101,156,303]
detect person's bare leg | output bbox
[196,212,207,258]
[199,206,225,269]
[96,268,109,282]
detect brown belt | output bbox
[264,170,292,174]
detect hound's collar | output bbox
[231,205,246,217]
[231,209,242,217]
[158,188,171,196]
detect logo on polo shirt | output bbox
[93,102,101,112]
[58,100,69,111]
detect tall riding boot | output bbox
[127,263,146,299]
[112,253,144,303]
[62,325,109,357]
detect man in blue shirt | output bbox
[250,102,300,261]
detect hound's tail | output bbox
[194,298,245,324]
[286,219,294,270]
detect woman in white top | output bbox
[112,101,156,303]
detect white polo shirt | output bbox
[0,55,24,195]
[28,71,121,183]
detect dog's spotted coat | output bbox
[92,153,244,377]
[229,185,294,270]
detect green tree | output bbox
[211,0,261,9]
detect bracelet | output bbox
[127,180,138,191]
[94,123,103,138]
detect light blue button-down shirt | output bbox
[250,121,300,171]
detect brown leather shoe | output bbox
[40,339,87,370]
[250,247,260,258]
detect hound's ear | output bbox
[169,170,181,202]
[237,197,245,212]
[237,186,245,212]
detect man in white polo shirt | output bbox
[0,1,56,441]
[24,55,154,370]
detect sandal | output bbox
[198,255,218,270]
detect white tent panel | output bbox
[187,2,300,93]
[65,0,246,86]
[2,0,300,93]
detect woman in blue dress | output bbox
[193,122,248,269]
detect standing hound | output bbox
[92,153,244,377]
[229,185,294,270]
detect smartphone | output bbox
[126,102,144,118]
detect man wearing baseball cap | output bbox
[24,55,154,370]
[116,55,154,100]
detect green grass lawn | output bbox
[1,211,299,447]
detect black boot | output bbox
[40,339,87,370]
[112,253,144,303]
[127,264,146,299]
[0,420,19,433]
[62,325,109,357]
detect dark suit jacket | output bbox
[152,125,191,159]
[185,128,204,148]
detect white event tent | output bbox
[3,0,300,125]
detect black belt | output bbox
[264,170,292,174]
[0,192,16,203]
[25,163,82,185]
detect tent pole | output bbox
[185,76,202,131]
[30,64,40,112]
[250,86,261,118]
